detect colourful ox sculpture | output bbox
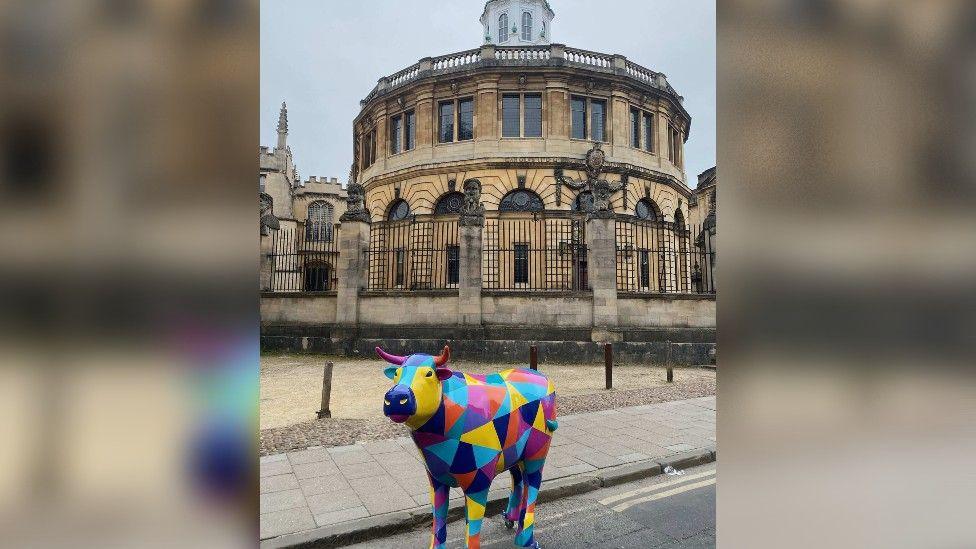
[378,345,557,549]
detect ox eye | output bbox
[425,370,433,377]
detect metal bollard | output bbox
[666,340,674,383]
[317,361,334,419]
[529,345,538,371]
[604,343,613,390]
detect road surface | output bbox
[347,462,716,548]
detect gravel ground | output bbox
[261,354,715,430]
[260,360,715,455]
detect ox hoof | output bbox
[504,519,515,529]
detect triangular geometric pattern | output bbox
[378,348,556,549]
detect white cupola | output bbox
[480,0,555,46]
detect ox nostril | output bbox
[399,398,408,405]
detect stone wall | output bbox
[358,293,460,326]
[481,293,592,327]
[617,294,715,328]
[261,294,337,324]
[259,292,715,330]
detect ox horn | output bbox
[433,346,451,367]
[375,347,407,365]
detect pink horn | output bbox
[433,345,451,367]
[375,346,407,365]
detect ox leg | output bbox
[504,466,524,527]
[462,489,489,549]
[427,477,450,549]
[515,460,545,549]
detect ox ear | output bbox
[384,366,398,380]
[435,368,453,381]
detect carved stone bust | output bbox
[340,182,371,223]
[459,178,486,226]
[260,193,279,235]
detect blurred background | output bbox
[0,0,974,547]
[718,0,976,547]
[0,0,257,547]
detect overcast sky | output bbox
[261,0,715,186]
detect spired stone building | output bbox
[260,102,347,292]
[261,0,716,362]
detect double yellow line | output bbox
[598,468,716,512]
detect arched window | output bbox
[635,198,659,221]
[499,189,544,212]
[521,12,532,41]
[673,208,686,229]
[306,201,334,241]
[434,192,465,215]
[387,199,411,221]
[572,191,594,212]
[498,14,509,42]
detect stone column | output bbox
[586,213,621,342]
[336,184,371,327]
[458,179,486,326]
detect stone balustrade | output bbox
[359,43,676,107]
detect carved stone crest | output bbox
[518,74,527,89]
[459,178,486,227]
[554,143,626,218]
[396,96,405,108]
[340,182,371,223]
[450,81,460,95]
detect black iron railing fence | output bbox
[615,217,715,294]
[265,214,714,295]
[268,223,341,292]
[366,215,459,290]
[483,212,588,291]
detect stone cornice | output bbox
[362,156,693,198]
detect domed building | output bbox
[351,0,696,291]
[262,0,714,361]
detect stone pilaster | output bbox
[586,215,621,342]
[458,223,483,325]
[335,220,370,326]
[458,178,486,326]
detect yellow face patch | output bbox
[384,363,443,428]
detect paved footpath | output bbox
[260,396,715,541]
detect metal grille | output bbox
[615,217,715,294]
[268,223,341,292]
[366,215,459,290]
[483,212,588,291]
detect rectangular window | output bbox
[668,124,675,162]
[639,250,650,288]
[439,101,455,143]
[362,129,376,169]
[395,249,405,287]
[631,108,641,148]
[390,114,402,154]
[523,94,542,137]
[446,245,460,285]
[643,113,654,152]
[405,110,416,151]
[458,98,474,141]
[590,99,606,142]
[571,96,586,140]
[514,243,529,284]
[502,94,521,137]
